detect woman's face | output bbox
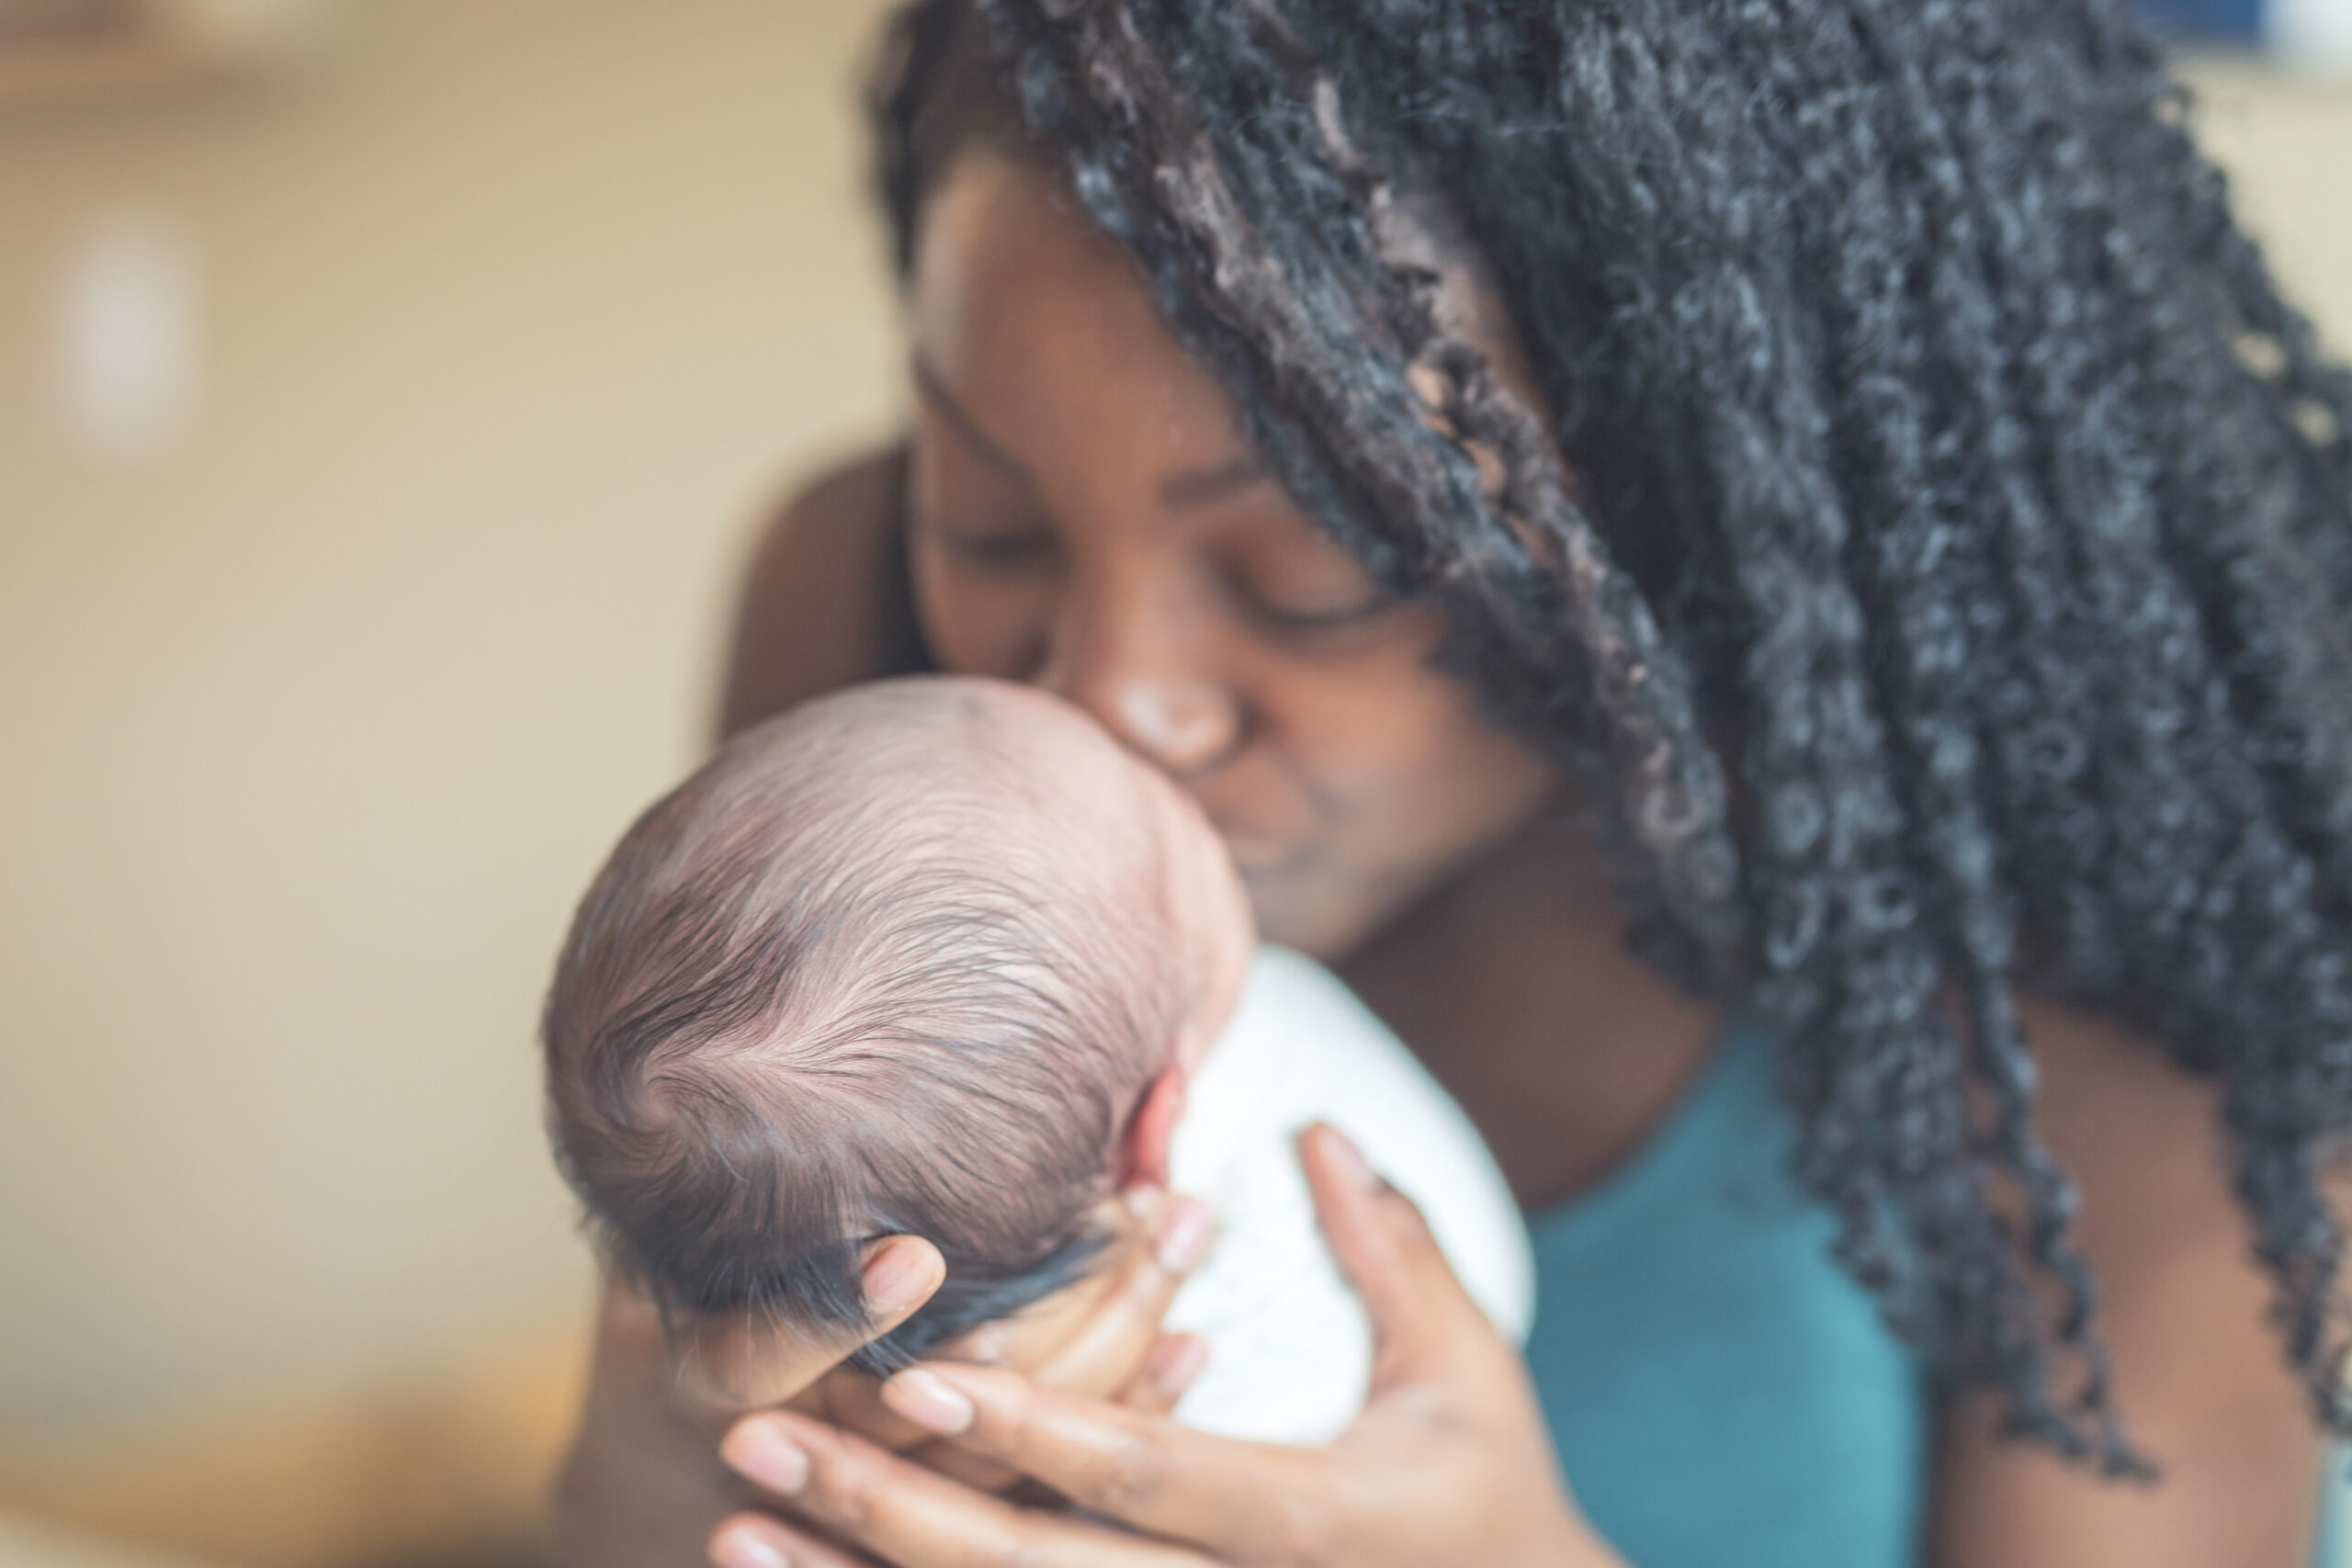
[906,149,1559,960]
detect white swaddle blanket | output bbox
[1161,945,1535,1446]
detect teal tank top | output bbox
[1520,1021,2346,1568]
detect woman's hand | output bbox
[550,1193,1213,1568]
[801,1188,1219,1497]
[550,1236,948,1568]
[709,1126,1623,1568]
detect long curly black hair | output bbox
[865,0,2352,1473]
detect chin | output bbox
[1247,881,1360,964]
[1262,854,1457,964]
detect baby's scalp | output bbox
[543,676,1198,1372]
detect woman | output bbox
[552,0,2352,1562]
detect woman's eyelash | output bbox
[1240,588,1396,633]
[937,528,1057,566]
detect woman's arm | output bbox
[708,1127,1623,1568]
[1928,1000,2336,1567]
[552,1241,947,1568]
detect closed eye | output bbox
[1236,584,1399,635]
[933,525,1058,569]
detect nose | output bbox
[1035,579,1242,779]
[1108,681,1238,775]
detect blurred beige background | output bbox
[0,5,2346,1562]
[0,0,902,1557]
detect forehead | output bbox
[914,147,1547,448]
[913,149,1135,333]
[910,150,1247,464]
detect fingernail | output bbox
[881,1366,975,1435]
[1156,1197,1214,1273]
[861,1240,932,1314]
[720,1420,809,1495]
[1148,1333,1210,1399]
[1317,1125,1382,1190]
[712,1524,791,1568]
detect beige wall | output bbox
[0,0,901,1430]
[0,12,2346,1440]
[2188,61,2352,324]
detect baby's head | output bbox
[543,677,1250,1375]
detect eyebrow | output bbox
[911,352,1272,513]
[912,355,1031,483]
[1158,454,1270,511]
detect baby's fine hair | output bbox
[543,679,1182,1371]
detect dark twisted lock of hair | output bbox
[871,0,2352,1472]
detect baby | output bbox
[543,676,1530,1445]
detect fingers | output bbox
[896,1328,1211,1492]
[866,1363,1337,1561]
[1118,1333,1209,1416]
[718,1409,1206,1568]
[713,1511,881,1568]
[1296,1122,1498,1391]
[1030,1190,1215,1397]
[687,1237,948,1411]
[860,1235,950,1331]
[880,1194,1211,1495]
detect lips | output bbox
[1217,829,1292,871]
[1228,846,1307,899]
[1204,808,1317,902]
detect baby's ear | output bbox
[1119,1066,1187,1190]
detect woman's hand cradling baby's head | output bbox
[708,1131,1609,1568]
[674,1235,950,1419]
[548,1237,946,1568]
[716,1187,1217,1549]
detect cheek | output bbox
[1250,622,1442,795]
[1273,648,1557,867]
[1318,680,1547,842]
[909,543,1056,680]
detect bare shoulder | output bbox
[1928,998,2337,1567]
[717,446,914,740]
[2022,1002,2238,1269]
[2017,1001,2351,1315]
